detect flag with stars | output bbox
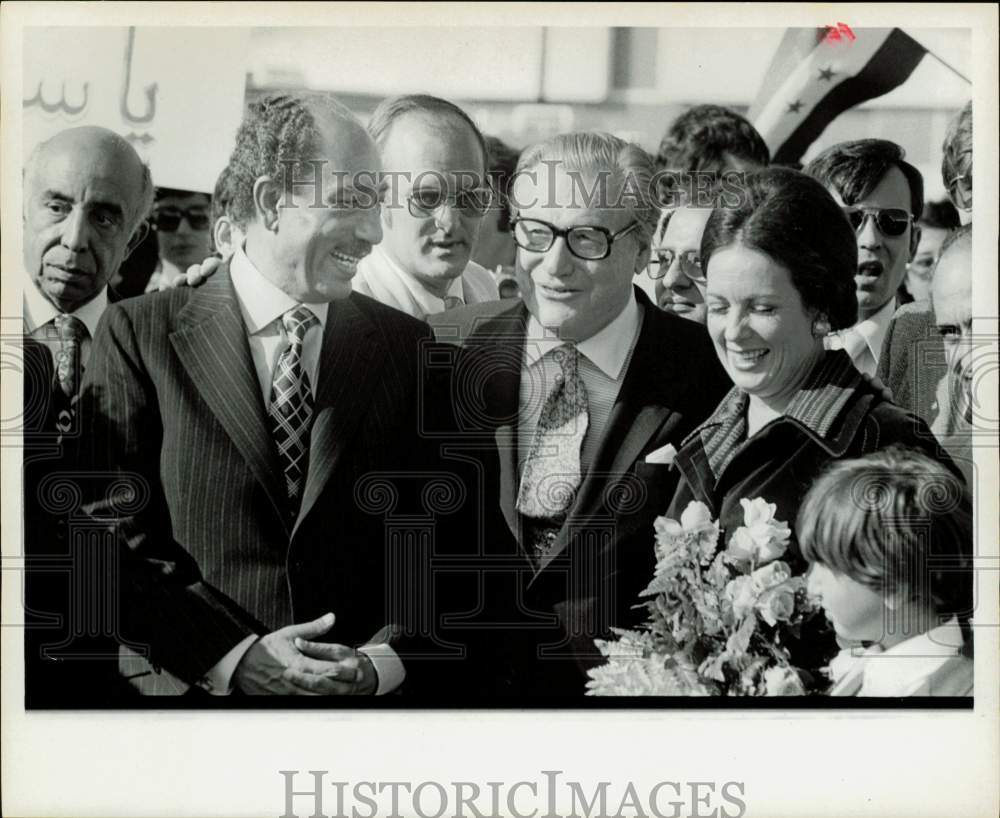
[748,27,928,164]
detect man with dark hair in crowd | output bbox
[902,199,961,304]
[145,187,213,291]
[208,165,246,261]
[654,103,770,205]
[22,125,153,704]
[354,94,498,319]
[472,135,520,277]
[80,92,436,697]
[805,138,923,377]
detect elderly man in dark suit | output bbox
[80,92,435,697]
[22,126,153,705]
[426,132,730,696]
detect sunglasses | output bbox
[647,248,705,282]
[511,217,640,261]
[153,206,211,232]
[841,206,912,238]
[406,186,494,219]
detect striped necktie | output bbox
[269,306,319,518]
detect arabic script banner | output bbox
[24,27,249,193]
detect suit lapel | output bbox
[170,265,290,530]
[293,295,382,536]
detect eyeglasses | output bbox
[647,248,705,282]
[841,206,913,238]
[948,172,972,210]
[153,206,211,232]
[511,217,640,261]
[406,186,494,219]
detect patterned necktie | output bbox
[516,344,590,564]
[950,360,973,430]
[269,306,319,517]
[52,313,88,398]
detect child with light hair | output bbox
[798,446,973,696]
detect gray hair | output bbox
[514,131,658,246]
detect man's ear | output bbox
[123,220,150,260]
[253,176,282,232]
[633,235,650,276]
[908,222,922,261]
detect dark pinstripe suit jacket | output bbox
[80,262,435,685]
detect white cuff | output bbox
[358,642,406,695]
[198,635,259,695]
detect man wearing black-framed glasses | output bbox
[806,139,924,377]
[145,187,213,291]
[353,94,499,320]
[426,132,729,697]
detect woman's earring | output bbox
[812,318,831,338]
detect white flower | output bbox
[680,501,721,563]
[724,575,760,620]
[751,560,791,591]
[762,665,806,696]
[726,498,791,566]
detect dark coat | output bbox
[78,262,437,688]
[425,288,731,697]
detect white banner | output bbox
[23,26,248,193]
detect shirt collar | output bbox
[859,617,966,696]
[372,244,465,317]
[684,349,865,481]
[230,246,329,334]
[23,275,109,338]
[524,289,641,379]
[853,298,896,360]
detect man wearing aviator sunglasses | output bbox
[146,187,213,291]
[806,139,923,377]
[353,94,499,320]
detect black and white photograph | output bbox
[2,2,998,817]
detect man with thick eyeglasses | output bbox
[805,139,924,377]
[145,187,213,291]
[352,94,499,320]
[426,132,730,696]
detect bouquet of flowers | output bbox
[586,498,820,696]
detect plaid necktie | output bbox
[516,344,589,564]
[53,313,88,398]
[269,306,319,517]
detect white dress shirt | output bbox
[23,275,108,368]
[353,244,498,320]
[518,292,643,477]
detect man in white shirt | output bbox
[353,95,498,319]
[805,139,924,377]
[22,126,154,705]
[80,92,435,698]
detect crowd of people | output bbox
[21,89,976,702]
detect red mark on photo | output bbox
[824,23,856,43]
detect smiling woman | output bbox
[664,167,963,681]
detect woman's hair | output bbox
[942,101,972,188]
[700,167,858,331]
[797,446,973,620]
[515,131,659,248]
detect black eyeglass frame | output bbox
[510,216,641,261]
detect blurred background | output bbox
[25,26,971,199]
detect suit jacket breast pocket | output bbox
[630,462,681,521]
